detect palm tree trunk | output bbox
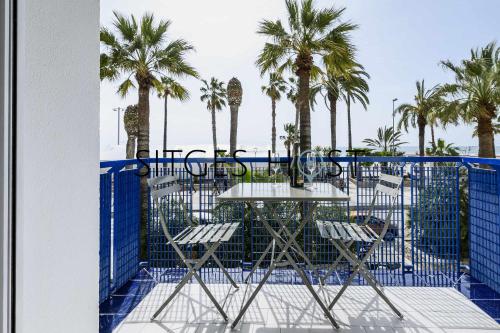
[294,102,299,138]
[417,116,426,157]
[430,124,436,148]
[211,107,218,153]
[229,105,238,155]
[137,83,150,260]
[271,99,277,154]
[162,93,168,169]
[347,95,355,178]
[328,92,338,151]
[477,115,495,158]
[126,136,136,160]
[296,55,312,153]
[289,102,300,160]
[347,96,352,150]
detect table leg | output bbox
[245,203,322,284]
[265,203,323,281]
[255,202,339,329]
[244,204,300,283]
[232,201,339,329]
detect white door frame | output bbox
[1,0,15,331]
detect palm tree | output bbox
[311,74,341,151]
[440,42,499,158]
[428,112,440,149]
[363,126,407,153]
[285,77,300,132]
[280,123,298,152]
[311,59,368,151]
[256,0,356,152]
[124,104,138,161]
[158,77,191,158]
[343,65,370,151]
[395,80,444,157]
[200,78,227,153]
[100,12,197,257]
[425,138,460,156]
[227,78,243,155]
[261,73,287,153]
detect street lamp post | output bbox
[392,98,398,156]
[113,107,124,145]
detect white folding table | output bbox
[217,182,350,329]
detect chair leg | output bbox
[208,249,239,289]
[151,247,214,320]
[190,268,229,321]
[151,242,228,321]
[330,239,382,288]
[327,240,403,319]
[320,239,354,285]
[333,241,402,318]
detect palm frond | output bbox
[101,12,197,94]
[117,78,136,97]
[200,77,227,112]
[112,12,138,43]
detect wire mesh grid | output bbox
[112,169,141,291]
[410,164,460,286]
[353,164,405,286]
[469,166,500,293]
[99,172,112,303]
[101,158,467,295]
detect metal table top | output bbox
[217,182,350,202]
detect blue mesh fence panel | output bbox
[127,157,469,288]
[302,162,350,285]
[148,167,193,282]
[147,165,245,283]
[246,165,284,283]
[197,165,245,283]
[99,172,112,303]
[113,169,141,290]
[410,164,460,286]
[469,167,500,293]
[354,164,405,286]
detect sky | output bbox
[100,0,500,159]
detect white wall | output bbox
[16,0,100,332]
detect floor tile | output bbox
[107,283,500,333]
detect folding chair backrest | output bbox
[148,174,194,229]
[363,173,403,229]
[148,175,180,200]
[375,173,402,200]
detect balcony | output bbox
[98,156,500,333]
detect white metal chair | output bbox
[148,174,240,322]
[316,173,404,319]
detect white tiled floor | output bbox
[114,283,500,333]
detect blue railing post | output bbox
[455,164,462,279]
[400,163,406,285]
[99,171,112,303]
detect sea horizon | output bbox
[100,144,500,161]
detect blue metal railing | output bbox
[469,166,500,293]
[99,172,112,303]
[113,169,141,290]
[98,155,500,302]
[99,168,140,303]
